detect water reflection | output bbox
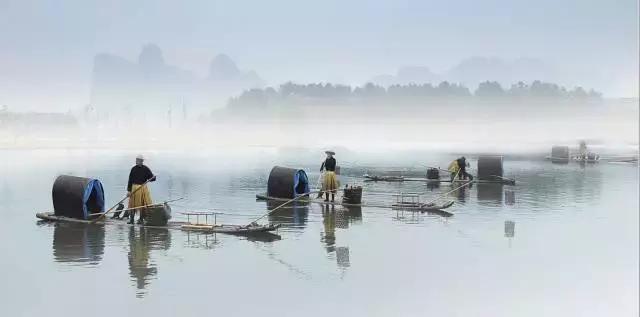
[321,204,336,252]
[477,184,504,205]
[504,221,515,238]
[267,200,309,227]
[504,220,516,248]
[245,232,283,243]
[449,183,471,203]
[321,204,353,276]
[52,223,105,265]
[426,181,440,191]
[127,226,171,298]
[345,206,363,225]
[505,190,516,205]
[184,231,220,249]
[520,166,603,209]
[335,246,350,269]
[392,209,424,223]
[335,205,363,229]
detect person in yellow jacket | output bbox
[448,160,460,181]
[449,156,473,181]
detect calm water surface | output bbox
[0,149,637,316]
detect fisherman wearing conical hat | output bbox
[320,150,339,202]
[127,154,156,224]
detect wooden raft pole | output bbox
[249,190,332,226]
[490,175,516,184]
[421,179,472,205]
[88,197,184,217]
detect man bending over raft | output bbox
[448,157,473,181]
[320,150,339,202]
[127,154,156,224]
[456,156,473,181]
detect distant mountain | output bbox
[370,57,584,90]
[208,54,264,86]
[209,54,241,80]
[90,44,263,115]
[370,66,440,87]
[447,57,560,88]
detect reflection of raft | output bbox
[363,174,405,182]
[36,212,280,235]
[255,193,455,214]
[363,174,514,185]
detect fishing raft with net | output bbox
[363,156,516,185]
[256,166,457,216]
[36,175,279,235]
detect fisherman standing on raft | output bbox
[320,150,339,202]
[127,155,156,224]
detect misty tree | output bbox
[387,83,437,98]
[279,82,299,97]
[475,81,505,97]
[507,81,529,97]
[587,89,602,99]
[529,80,563,97]
[435,81,471,97]
[572,87,603,100]
[228,88,271,109]
[226,80,602,109]
[353,83,386,99]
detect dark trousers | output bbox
[459,168,473,180]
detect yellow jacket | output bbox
[448,160,460,173]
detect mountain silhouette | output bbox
[90,44,263,115]
[370,57,581,90]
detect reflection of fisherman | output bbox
[321,205,336,251]
[127,155,156,224]
[320,150,339,202]
[128,226,156,294]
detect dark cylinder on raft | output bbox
[551,146,570,163]
[267,166,310,199]
[52,175,105,220]
[426,168,440,179]
[477,156,504,181]
[342,186,362,204]
[144,203,172,226]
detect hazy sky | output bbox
[0,0,637,109]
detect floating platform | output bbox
[36,212,280,235]
[363,175,515,185]
[255,193,455,216]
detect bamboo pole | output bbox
[248,190,332,225]
[88,197,183,217]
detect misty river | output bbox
[0,149,637,316]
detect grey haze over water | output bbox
[0,0,638,110]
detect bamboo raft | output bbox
[363,174,515,185]
[36,212,280,235]
[255,193,455,216]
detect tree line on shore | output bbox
[228,80,602,108]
